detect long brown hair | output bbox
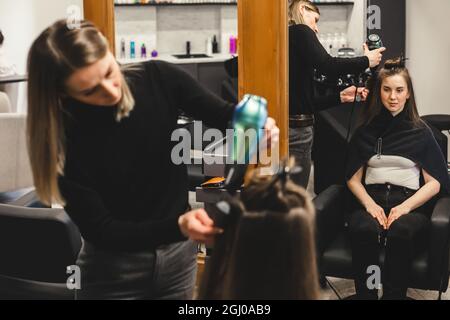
[288,0,320,26]
[362,57,422,126]
[27,20,135,206]
[200,159,320,300]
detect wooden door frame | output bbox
[238,0,289,158]
[83,0,116,54]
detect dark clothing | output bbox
[289,126,314,188]
[289,24,369,116]
[349,184,430,299]
[76,239,198,300]
[346,108,450,195]
[59,60,234,252]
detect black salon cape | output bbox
[346,108,450,195]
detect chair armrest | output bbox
[313,185,347,255]
[428,196,450,288]
[421,115,450,132]
[0,188,47,208]
[313,185,346,213]
[0,274,75,300]
[0,188,33,205]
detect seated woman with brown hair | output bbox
[346,57,450,300]
[199,159,320,300]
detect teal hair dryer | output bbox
[225,94,268,193]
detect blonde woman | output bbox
[26,20,277,299]
[288,0,386,188]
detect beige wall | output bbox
[0,0,84,113]
[406,0,450,160]
[0,114,33,192]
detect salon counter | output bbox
[0,75,27,85]
[119,54,235,98]
[118,53,236,65]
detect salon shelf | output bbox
[312,1,355,5]
[115,1,354,7]
[0,75,27,85]
[115,2,237,7]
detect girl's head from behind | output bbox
[224,208,319,300]
[364,57,421,125]
[288,0,320,33]
[203,159,320,300]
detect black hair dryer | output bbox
[367,34,383,51]
[366,34,383,74]
[365,33,383,91]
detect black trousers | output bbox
[289,126,314,188]
[75,239,198,300]
[348,184,431,299]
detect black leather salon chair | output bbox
[0,188,47,208]
[0,204,82,299]
[313,109,450,194]
[314,185,450,299]
[421,114,450,162]
[221,56,238,104]
[313,103,364,194]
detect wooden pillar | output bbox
[238,0,289,158]
[83,0,116,54]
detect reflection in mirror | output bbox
[288,0,372,193]
[114,0,238,149]
[299,0,450,301]
[114,0,238,104]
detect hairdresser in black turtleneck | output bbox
[346,58,450,300]
[26,20,279,300]
[288,0,386,188]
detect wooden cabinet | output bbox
[177,62,228,98]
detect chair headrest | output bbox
[0,92,12,113]
[224,56,238,79]
[422,115,450,132]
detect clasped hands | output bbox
[365,201,411,230]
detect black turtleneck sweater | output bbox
[59,60,234,252]
[289,24,370,116]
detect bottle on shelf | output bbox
[212,35,219,54]
[141,43,147,58]
[206,37,213,56]
[331,33,340,56]
[318,34,326,50]
[229,36,237,55]
[120,38,126,59]
[130,41,136,59]
[324,33,332,54]
[339,32,348,49]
